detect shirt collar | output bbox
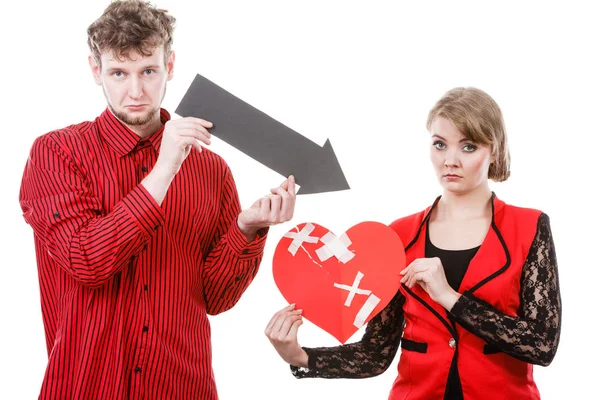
[97,107,171,157]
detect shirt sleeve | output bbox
[291,291,405,379]
[19,134,165,288]
[201,165,267,315]
[449,213,562,366]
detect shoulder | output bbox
[503,203,543,217]
[499,202,545,227]
[29,119,98,163]
[503,204,551,236]
[389,208,429,244]
[496,201,551,249]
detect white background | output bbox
[1,1,597,398]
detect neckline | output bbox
[426,220,481,253]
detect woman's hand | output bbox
[265,304,309,368]
[400,257,461,310]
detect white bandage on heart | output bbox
[354,294,381,328]
[334,271,371,306]
[315,231,355,263]
[283,223,320,256]
[334,271,382,328]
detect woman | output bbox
[265,87,561,399]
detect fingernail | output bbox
[296,309,303,314]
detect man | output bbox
[19,1,295,398]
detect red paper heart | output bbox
[273,222,405,343]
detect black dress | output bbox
[290,214,562,400]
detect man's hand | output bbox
[154,117,213,177]
[142,117,212,206]
[237,176,296,241]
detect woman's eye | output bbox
[463,144,477,152]
[433,141,446,150]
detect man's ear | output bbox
[167,50,175,81]
[88,55,102,86]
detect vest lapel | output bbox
[459,193,511,294]
[402,195,458,340]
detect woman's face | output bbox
[429,117,493,195]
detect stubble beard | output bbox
[105,84,167,127]
[110,105,158,126]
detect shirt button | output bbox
[235,276,242,282]
[53,212,60,218]
[449,338,456,349]
[153,225,159,231]
[143,244,148,251]
[134,367,141,373]
[241,249,249,255]
[142,326,149,333]
[144,284,148,291]
[141,166,148,172]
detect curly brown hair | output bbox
[87,0,176,66]
[426,87,511,182]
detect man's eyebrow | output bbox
[104,65,161,73]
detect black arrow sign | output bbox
[175,74,350,195]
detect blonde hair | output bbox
[426,87,510,182]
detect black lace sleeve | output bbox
[291,291,405,379]
[450,213,561,366]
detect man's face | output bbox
[89,47,174,127]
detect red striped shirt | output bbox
[19,108,267,399]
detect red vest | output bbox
[388,194,541,400]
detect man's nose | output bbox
[128,77,143,99]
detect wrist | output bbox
[438,289,461,311]
[151,162,176,181]
[291,348,309,368]
[141,165,175,206]
[237,218,259,242]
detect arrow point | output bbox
[296,139,350,195]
